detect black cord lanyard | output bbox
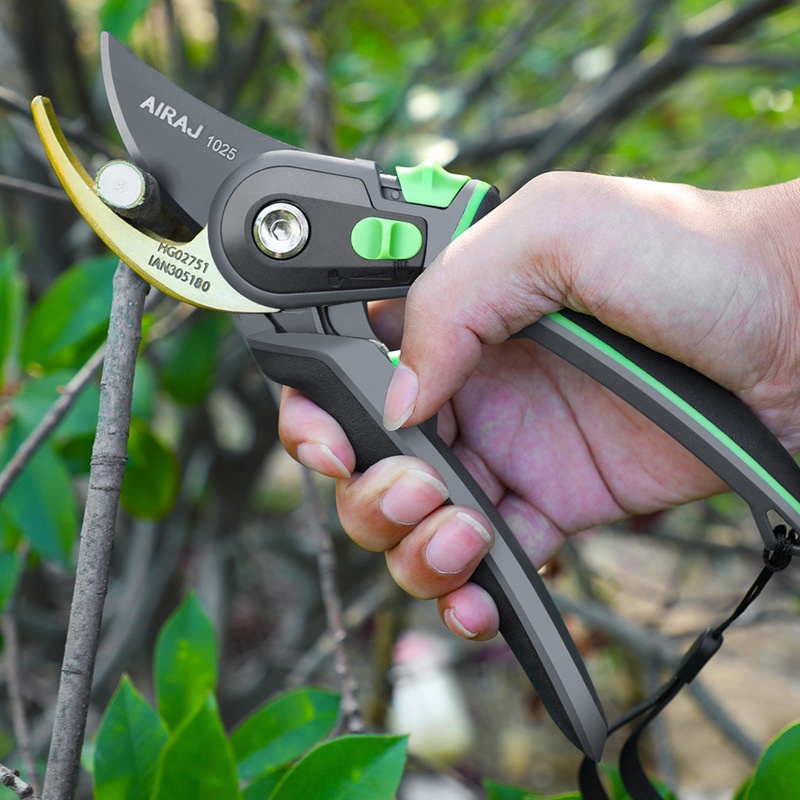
[578,525,796,800]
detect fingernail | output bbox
[296,442,351,479]
[380,469,450,525]
[426,512,492,575]
[444,608,479,639]
[383,364,418,431]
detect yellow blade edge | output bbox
[31,96,276,314]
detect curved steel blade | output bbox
[32,96,277,314]
[101,32,297,228]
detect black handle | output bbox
[522,311,800,551]
[246,327,608,760]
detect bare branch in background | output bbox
[2,582,39,795]
[261,0,334,153]
[0,175,69,203]
[41,263,148,800]
[0,86,118,160]
[454,0,793,183]
[0,345,105,505]
[300,469,366,734]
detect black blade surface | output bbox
[101,33,297,227]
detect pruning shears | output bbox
[32,34,800,764]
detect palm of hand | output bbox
[441,337,728,565]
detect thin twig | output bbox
[41,263,148,800]
[0,295,181,508]
[300,470,365,733]
[0,762,39,800]
[0,87,117,161]
[285,579,390,688]
[0,176,69,204]
[0,345,106,505]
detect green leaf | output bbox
[21,255,116,372]
[131,356,157,421]
[0,424,77,564]
[151,694,240,800]
[0,552,23,612]
[0,249,25,385]
[270,735,406,800]
[100,0,153,42]
[120,418,180,520]
[734,775,754,800]
[743,721,800,800]
[484,780,545,800]
[231,688,341,781]
[93,676,169,800]
[242,769,289,800]
[154,593,218,731]
[10,371,100,442]
[158,313,228,405]
[597,762,677,800]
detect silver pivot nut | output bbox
[253,202,309,259]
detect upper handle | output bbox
[206,152,501,310]
[521,310,800,551]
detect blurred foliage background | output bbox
[2,0,800,798]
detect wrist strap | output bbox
[578,525,795,799]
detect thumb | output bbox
[382,187,567,430]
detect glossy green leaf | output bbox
[484,780,545,800]
[743,721,800,800]
[0,424,77,564]
[21,255,116,372]
[120,418,180,520]
[100,0,153,42]
[231,688,340,781]
[270,735,406,800]
[151,693,240,800]
[158,313,228,405]
[154,593,218,731]
[93,676,169,800]
[0,249,24,386]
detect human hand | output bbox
[279,171,800,640]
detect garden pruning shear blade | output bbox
[32,34,800,764]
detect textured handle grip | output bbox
[246,328,607,759]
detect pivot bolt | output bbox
[253,202,309,259]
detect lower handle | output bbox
[245,327,608,760]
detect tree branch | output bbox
[41,263,148,800]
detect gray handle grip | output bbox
[245,327,608,760]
